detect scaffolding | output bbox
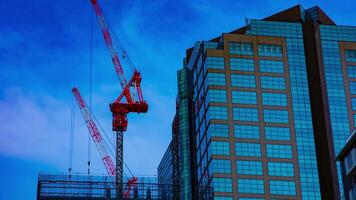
[37,173,179,200]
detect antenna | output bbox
[245,16,251,30]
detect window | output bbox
[345,151,353,172]
[268,162,294,176]
[233,108,259,122]
[211,141,230,156]
[213,178,233,192]
[207,57,225,69]
[262,93,288,106]
[258,44,282,57]
[237,160,263,175]
[230,58,254,71]
[229,42,253,55]
[235,142,261,157]
[350,82,356,94]
[269,180,296,196]
[348,187,356,200]
[344,149,356,174]
[232,91,257,104]
[265,126,290,141]
[260,76,286,90]
[347,66,356,78]
[203,41,222,51]
[208,89,227,103]
[345,49,356,62]
[214,197,233,200]
[266,144,293,159]
[237,179,264,194]
[208,73,226,86]
[211,159,231,174]
[231,74,256,88]
[352,98,356,110]
[208,106,228,120]
[234,125,259,139]
[263,109,289,123]
[259,60,284,73]
[208,123,229,138]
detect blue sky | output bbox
[0,0,355,199]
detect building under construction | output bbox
[37,173,212,199]
[37,173,181,200]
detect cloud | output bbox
[0,87,67,163]
[0,87,104,172]
[0,84,175,176]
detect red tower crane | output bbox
[72,87,115,176]
[72,87,138,198]
[90,0,148,130]
[90,0,148,198]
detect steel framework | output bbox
[37,173,179,200]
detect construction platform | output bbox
[37,173,180,200]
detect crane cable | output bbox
[68,94,76,176]
[87,7,94,175]
[105,14,135,72]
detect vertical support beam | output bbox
[116,130,123,199]
[172,115,180,200]
[302,21,340,199]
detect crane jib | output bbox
[71,87,116,176]
[91,0,127,89]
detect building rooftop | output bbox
[186,4,336,61]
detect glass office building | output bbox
[158,141,174,197]
[158,5,356,200]
[190,32,314,199]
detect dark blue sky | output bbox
[0,0,355,199]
